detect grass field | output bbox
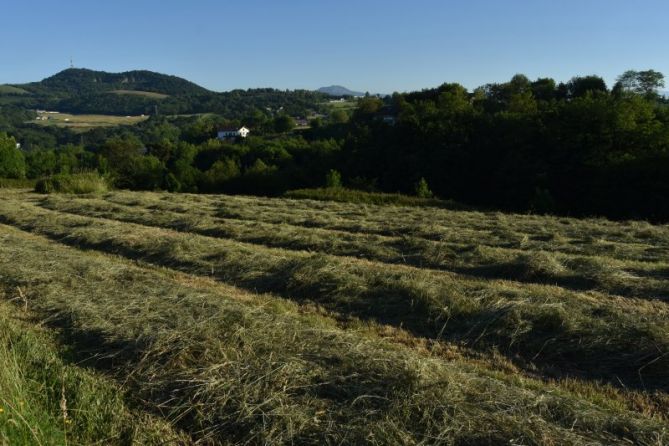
[0,189,668,444]
[31,112,148,132]
[324,98,358,112]
[109,89,169,99]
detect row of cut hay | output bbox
[107,189,669,247]
[104,190,669,263]
[0,224,667,444]
[284,187,466,209]
[1,198,668,393]
[39,194,669,301]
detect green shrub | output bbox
[35,172,108,194]
[325,169,342,188]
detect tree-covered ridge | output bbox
[1,68,329,117]
[22,68,211,96]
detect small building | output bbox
[217,126,250,140]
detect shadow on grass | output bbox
[1,212,667,395]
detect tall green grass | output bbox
[34,172,108,195]
[0,301,184,445]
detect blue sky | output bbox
[2,0,668,93]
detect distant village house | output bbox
[217,126,250,140]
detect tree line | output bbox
[2,69,668,221]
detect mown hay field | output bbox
[31,112,148,132]
[0,189,668,444]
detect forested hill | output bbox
[1,68,328,117]
[23,68,211,96]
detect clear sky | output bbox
[2,0,668,93]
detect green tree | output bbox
[25,150,57,178]
[615,70,665,97]
[245,158,274,175]
[100,135,144,165]
[330,109,349,124]
[567,76,608,98]
[0,133,26,178]
[115,155,165,190]
[206,158,240,183]
[273,115,295,133]
[414,177,433,198]
[356,97,383,115]
[531,78,557,101]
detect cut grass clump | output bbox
[508,251,568,281]
[35,172,108,195]
[285,187,466,209]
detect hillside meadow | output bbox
[0,188,667,444]
[31,112,148,132]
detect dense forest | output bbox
[2,69,669,220]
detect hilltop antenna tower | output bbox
[70,57,74,69]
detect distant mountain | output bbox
[317,85,365,97]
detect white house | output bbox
[217,126,250,140]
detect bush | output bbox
[35,172,108,194]
[325,169,342,188]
